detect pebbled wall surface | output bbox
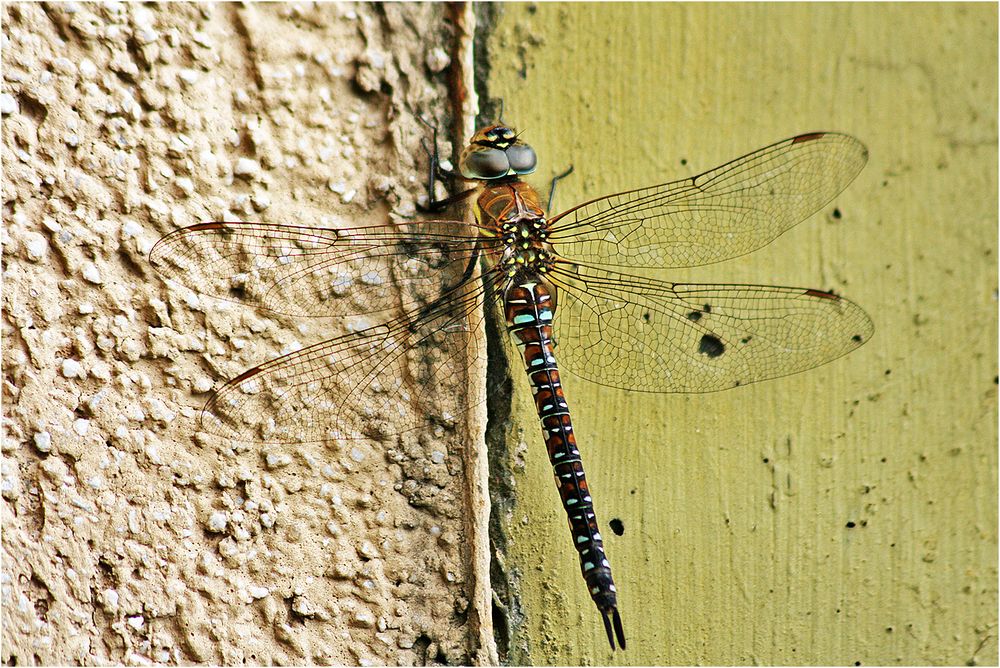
[2,3,485,664]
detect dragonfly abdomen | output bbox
[504,279,626,650]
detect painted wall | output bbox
[485,3,997,664]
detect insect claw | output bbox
[416,113,435,131]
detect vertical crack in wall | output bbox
[468,3,529,664]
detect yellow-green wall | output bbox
[485,3,997,664]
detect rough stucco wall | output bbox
[485,3,997,664]
[2,3,490,664]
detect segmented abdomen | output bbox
[504,279,622,639]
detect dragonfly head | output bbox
[460,124,537,180]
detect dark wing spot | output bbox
[609,519,624,536]
[791,132,825,144]
[686,311,702,322]
[698,334,725,358]
[740,336,752,344]
[806,288,839,300]
[643,312,651,322]
[832,207,842,219]
[703,304,712,313]
[851,334,863,343]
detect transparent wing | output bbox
[547,263,874,392]
[200,273,505,444]
[548,132,868,268]
[149,221,488,319]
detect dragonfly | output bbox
[149,121,872,651]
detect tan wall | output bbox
[1,3,492,664]
[486,3,998,664]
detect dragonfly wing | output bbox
[547,133,868,269]
[200,278,498,443]
[547,264,873,393]
[149,221,483,319]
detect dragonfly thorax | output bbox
[496,217,556,279]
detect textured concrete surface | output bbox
[2,3,490,664]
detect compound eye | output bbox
[505,144,537,175]
[461,147,510,179]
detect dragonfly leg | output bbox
[417,115,476,213]
[546,165,574,215]
[420,185,479,213]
